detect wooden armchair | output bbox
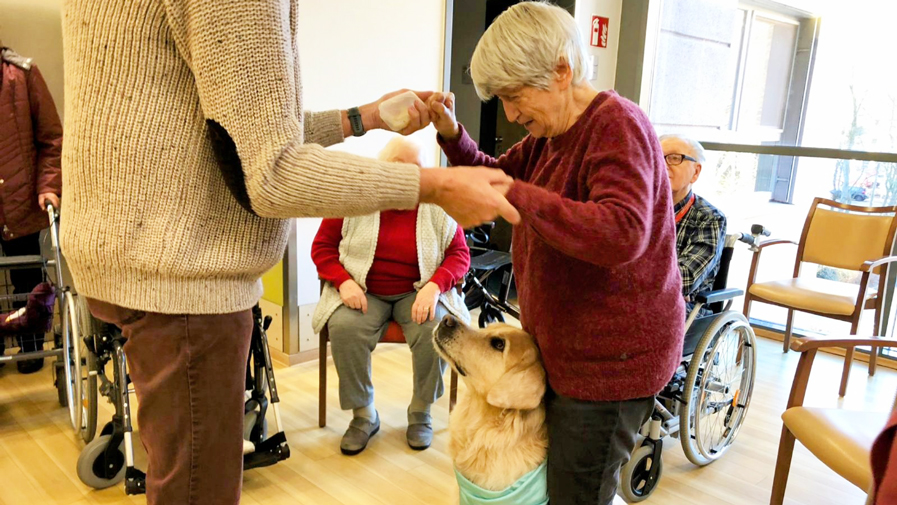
[770,335,897,504]
[744,197,897,396]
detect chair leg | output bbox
[319,334,327,428]
[742,294,752,319]
[840,318,862,397]
[783,310,794,353]
[870,303,882,376]
[839,347,853,398]
[449,370,458,412]
[770,425,797,505]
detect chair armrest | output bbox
[757,239,799,249]
[860,256,897,273]
[791,335,897,353]
[746,239,800,288]
[786,334,897,408]
[694,288,744,305]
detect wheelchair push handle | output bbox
[750,224,771,237]
[46,203,59,223]
[730,224,771,252]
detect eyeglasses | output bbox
[664,153,697,166]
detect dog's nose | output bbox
[441,314,457,328]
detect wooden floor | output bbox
[0,335,894,505]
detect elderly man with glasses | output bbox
[660,134,727,317]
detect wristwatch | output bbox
[348,107,365,137]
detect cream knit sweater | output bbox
[61,0,421,314]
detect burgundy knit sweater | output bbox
[439,91,684,401]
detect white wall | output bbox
[294,1,447,327]
[0,0,65,120]
[574,0,623,92]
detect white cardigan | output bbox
[312,204,471,333]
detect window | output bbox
[635,0,897,344]
[648,2,799,144]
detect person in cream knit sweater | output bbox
[61,1,518,503]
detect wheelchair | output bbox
[0,204,88,436]
[463,218,520,327]
[74,304,290,494]
[617,225,769,502]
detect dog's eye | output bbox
[490,338,505,352]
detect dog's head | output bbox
[434,315,545,411]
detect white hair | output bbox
[659,134,706,164]
[470,1,589,101]
[378,136,425,166]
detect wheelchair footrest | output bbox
[244,432,290,471]
[124,467,146,495]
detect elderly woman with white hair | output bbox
[410,2,685,503]
[311,136,471,456]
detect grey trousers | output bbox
[327,291,448,411]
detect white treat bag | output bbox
[379,91,419,131]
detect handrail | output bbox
[698,141,897,164]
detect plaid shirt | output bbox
[675,191,726,316]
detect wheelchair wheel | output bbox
[478,305,504,328]
[59,291,82,434]
[77,434,126,489]
[77,335,98,443]
[679,311,756,466]
[54,360,68,407]
[618,443,662,502]
[73,295,103,443]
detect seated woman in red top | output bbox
[311,137,471,456]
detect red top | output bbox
[439,91,685,402]
[311,208,470,296]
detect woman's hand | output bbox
[39,193,60,211]
[427,92,460,140]
[419,168,519,227]
[360,89,434,136]
[339,279,368,314]
[412,282,441,324]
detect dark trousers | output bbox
[546,391,654,505]
[1,232,43,352]
[88,299,252,505]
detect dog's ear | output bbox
[486,361,546,410]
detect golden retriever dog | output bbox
[434,315,547,496]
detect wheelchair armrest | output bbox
[694,288,744,305]
[469,250,512,271]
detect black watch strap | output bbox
[348,107,365,137]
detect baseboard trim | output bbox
[270,345,330,367]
